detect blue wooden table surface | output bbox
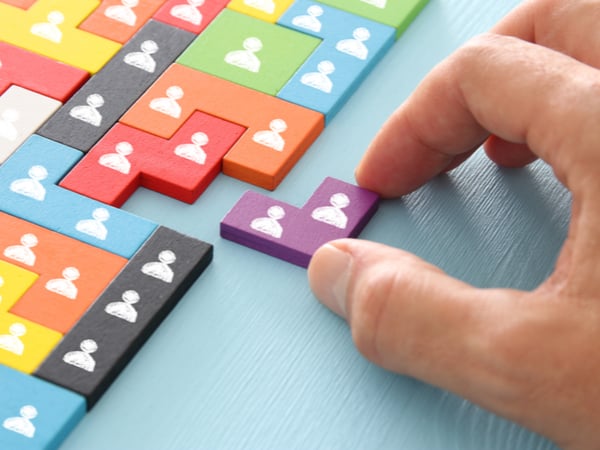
[61,0,568,448]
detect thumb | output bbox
[307,239,533,412]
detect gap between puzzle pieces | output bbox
[220,177,379,268]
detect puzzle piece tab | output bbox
[153,0,229,34]
[60,112,245,206]
[35,226,213,408]
[221,177,379,267]
[0,135,157,258]
[121,63,324,190]
[177,9,321,96]
[0,260,38,313]
[0,364,85,450]
[0,0,122,74]
[227,0,295,23]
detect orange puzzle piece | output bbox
[120,63,324,190]
[0,212,127,334]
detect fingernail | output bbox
[309,243,353,318]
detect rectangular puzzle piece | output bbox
[35,226,213,408]
[221,177,379,267]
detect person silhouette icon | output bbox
[2,405,37,438]
[4,233,38,267]
[69,93,104,127]
[63,339,97,372]
[170,0,204,25]
[105,0,138,26]
[10,165,48,201]
[105,289,140,323]
[225,37,263,73]
[292,5,324,32]
[150,86,184,118]
[251,205,285,238]
[0,323,26,356]
[30,11,64,43]
[142,250,176,283]
[0,108,20,142]
[252,118,287,151]
[336,27,370,60]
[243,0,275,14]
[45,266,79,299]
[301,60,335,93]
[99,141,133,174]
[311,192,350,229]
[124,40,158,73]
[360,0,387,8]
[174,131,208,164]
[76,207,110,241]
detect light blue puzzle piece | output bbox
[277,0,395,122]
[0,365,86,450]
[0,135,157,258]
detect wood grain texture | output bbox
[61,0,563,448]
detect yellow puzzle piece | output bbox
[0,0,121,74]
[227,0,295,23]
[0,312,62,374]
[0,260,38,313]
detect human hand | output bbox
[307,0,600,448]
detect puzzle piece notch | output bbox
[35,226,213,409]
[153,0,229,35]
[59,111,245,206]
[0,42,89,100]
[120,63,324,190]
[220,177,379,267]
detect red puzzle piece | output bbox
[153,0,229,34]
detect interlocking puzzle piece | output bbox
[153,0,229,34]
[221,177,379,267]
[60,112,245,206]
[0,259,38,313]
[0,0,121,74]
[0,313,62,374]
[35,226,213,408]
[316,0,429,38]
[277,0,394,122]
[177,9,321,95]
[0,42,89,99]
[38,20,195,152]
[121,63,324,190]
[0,135,157,258]
[227,0,295,23]
[79,0,168,44]
[0,86,62,163]
[0,212,127,334]
[0,365,85,450]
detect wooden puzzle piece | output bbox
[35,226,213,408]
[227,0,295,23]
[0,42,89,100]
[0,365,85,450]
[177,9,321,96]
[0,260,38,313]
[0,0,121,74]
[153,0,229,34]
[38,20,195,152]
[0,212,127,334]
[316,0,430,38]
[0,135,157,258]
[221,177,379,267]
[0,312,62,374]
[121,63,324,190]
[277,0,395,122]
[0,86,62,163]
[79,0,168,44]
[60,112,245,206]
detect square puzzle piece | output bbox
[153,0,229,35]
[221,177,379,267]
[0,365,85,450]
[177,9,321,96]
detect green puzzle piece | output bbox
[316,0,430,39]
[177,9,321,96]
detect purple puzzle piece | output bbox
[220,177,379,267]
